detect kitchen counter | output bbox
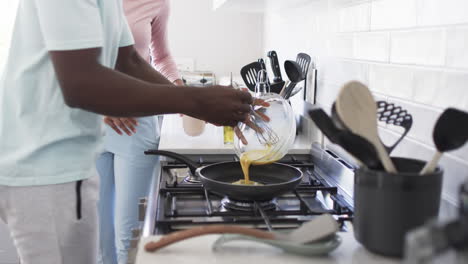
[135,225,402,264]
[158,114,313,155]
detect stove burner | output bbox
[183,172,201,184]
[221,197,278,211]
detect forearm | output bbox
[61,64,196,117]
[116,47,173,85]
[50,47,252,126]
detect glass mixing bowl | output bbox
[234,92,296,164]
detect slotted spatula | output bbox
[240,61,262,92]
[376,101,413,154]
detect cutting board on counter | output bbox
[135,233,401,264]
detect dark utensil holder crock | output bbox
[354,157,443,258]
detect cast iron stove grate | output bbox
[152,156,353,235]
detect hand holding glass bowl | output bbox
[233,70,296,185]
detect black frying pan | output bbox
[144,150,303,201]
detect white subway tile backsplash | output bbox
[412,69,446,106]
[446,27,468,69]
[316,80,341,106]
[328,34,354,58]
[390,98,442,146]
[369,64,413,98]
[451,143,468,166]
[391,29,446,66]
[417,0,468,26]
[371,0,417,30]
[354,32,390,61]
[318,58,369,86]
[264,0,468,207]
[440,72,468,110]
[338,2,371,32]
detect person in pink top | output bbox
[96,0,182,263]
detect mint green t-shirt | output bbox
[0,0,134,186]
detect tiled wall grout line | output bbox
[265,0,468,206]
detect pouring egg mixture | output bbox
[233,147,281,186]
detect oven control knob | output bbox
[138,197,148,221]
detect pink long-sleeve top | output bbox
[123,0,181,82]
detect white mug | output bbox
[182,115,205,137]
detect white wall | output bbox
[167,0,264,78]
[263,0,468,205]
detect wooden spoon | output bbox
[335,81,397,173]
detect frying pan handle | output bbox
[144,150,199,175]
[144,225,275,252]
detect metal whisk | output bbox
[250,108,280,146]
[249,70,280,146]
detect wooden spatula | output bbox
[335,81,397,173]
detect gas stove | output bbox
[140,144,355,236]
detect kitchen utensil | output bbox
[288,53,312,98]
[258,58,272,87]
[245,70,281,146]
[280,60,305,100]
[267,50,284,83]
[240,61,262,92]
[376,101,413,154]
[213,234,341,257]
[308,107,383,169]
[235,69,296,166]
[250,107,280,146]
[258,58,267,71]
[267,51,286,94]
[354,158,443,257]
[144,150,303,201]
[330,102,345,130]
[145,214,340,253]
[334,101,413,155]
[335,81,397,173]
[420,108,468,174]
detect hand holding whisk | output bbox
[235,70,280,146]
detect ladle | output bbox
[280,60,305,99]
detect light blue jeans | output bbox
[97,117,160,264]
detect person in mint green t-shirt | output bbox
[0,0,253,263]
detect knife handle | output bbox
[267,51,283,83]
[144,225,276,252]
